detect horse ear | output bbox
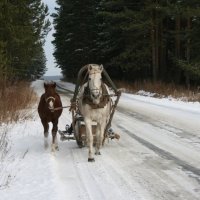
[88,64,92,72]
[44,82,47,88]
[53,82,56,88]
[99,64,103,72]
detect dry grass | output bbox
[116,80,200,102]
[0,81,37,124]
[0,80,37,189]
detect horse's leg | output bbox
[51,119,59,152]
[98,120,107,155]
[41,119,49,149]
[95,123,101,155]
[85,119,95,162]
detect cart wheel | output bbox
[74,132,83,148]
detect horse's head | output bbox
[87,64,103,103]
[44,82,56,112]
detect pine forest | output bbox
[53,0,200,87]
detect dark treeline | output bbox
[0,0,50,81]
[53,0,200,87]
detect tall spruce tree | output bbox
[174,0,200,87]
[0,0,50,80]
[88,1,153,80]
[52,0,100,79]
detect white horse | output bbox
[78,64,111,162]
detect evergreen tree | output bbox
[52,0,100,79]
[178,0,200,87]
[0,0,50,80]
[97,0,150,80]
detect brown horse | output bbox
[38,82,63,152]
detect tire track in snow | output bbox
[72,147,147,200]
[117,106,200,143]
[115,106,200,181]
[51,145,91,200]
[103,128,200,200]
[117,124,200,182]
[71,150,107,200]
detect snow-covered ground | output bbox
[0,80,200,200]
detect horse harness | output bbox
[82,83,110,109]
[45,96,55,103]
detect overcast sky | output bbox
[42,0,61,76]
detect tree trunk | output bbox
[185,16,191,89]
[175,14,181,83]
[159,20,166,81]
[175,15,181,59]
[151,8,158,82]
[155,11,159,81]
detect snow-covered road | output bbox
[1,80,200,200]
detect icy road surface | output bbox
[0,80,200,200]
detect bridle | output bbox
[45,96,55,103]
[88,71,102,99]
[89,87,102,99]
[45,96,56,112]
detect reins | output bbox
[45,94,71,111]
[80,93,116,97]
[48,94,116,112]
[50,93,116,112]
[49,105,71,111]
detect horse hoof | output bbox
[88,158,95,162]
[55,146,59,151]
[44,141,49,149]
[78,143,83,148]
[95,152,101,155]
[51,146,56,153]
